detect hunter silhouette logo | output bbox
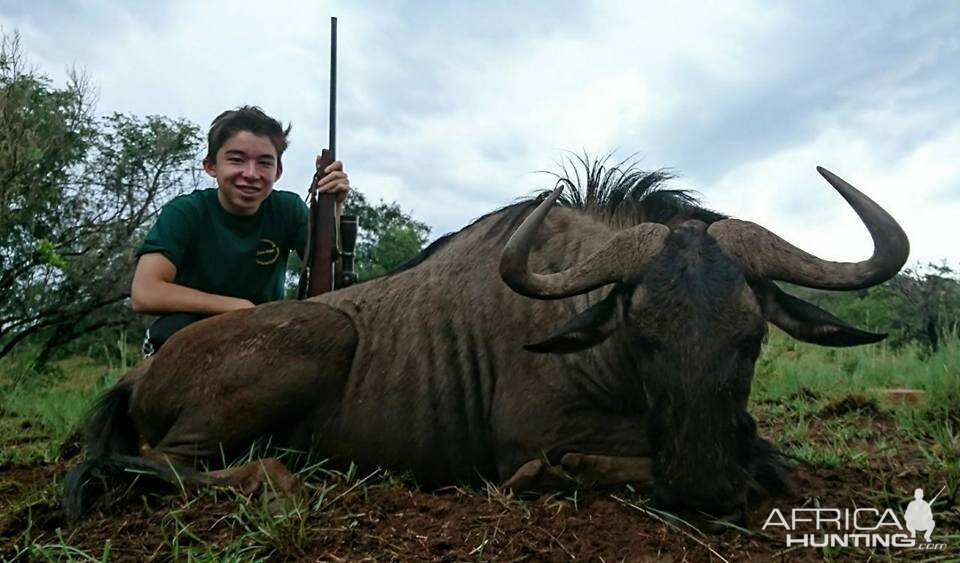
[904,486,942,544]
[255,238,280,265]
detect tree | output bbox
[781,262,960,352]
[344,191,431,280]
[0,32,202,362]
[286,190,431,294]
[883,263,960,352]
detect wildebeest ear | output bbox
[756,282,886,347]
[525,288,621,354]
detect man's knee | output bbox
[143,313,207,357]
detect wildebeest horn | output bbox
[500,185,669,299]
[707,167,910,290]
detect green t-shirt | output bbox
[137,189,308,304]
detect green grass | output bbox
[754,328,960,404]
[754,329,960,438]
[0,342,133,464]
[11,526,112,562]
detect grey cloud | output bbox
[637,2,959,185]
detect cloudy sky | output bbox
[3,1,958,266]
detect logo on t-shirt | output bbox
[256,238,280,265]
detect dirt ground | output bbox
[2,408,957,561]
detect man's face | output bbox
[203,130,283,216]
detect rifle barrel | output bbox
[329,16,337,159]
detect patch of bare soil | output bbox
[0,462,62,511]
[1,413,957,561]
[820,395,880,417]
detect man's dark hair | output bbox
[206,106,292,165]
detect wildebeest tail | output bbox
[62,378,140,524]
[63,378,223,524]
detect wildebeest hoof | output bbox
[264,490,300,516]
[501,458,584,492]
[209,457,303,497]
[501,459,545,491]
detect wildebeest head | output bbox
[500,166,909,515]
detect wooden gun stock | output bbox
[308,150,338,297]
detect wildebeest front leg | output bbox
[501,454,652,491]
[559,452,652,486]
[496,400,652,492]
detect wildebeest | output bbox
[64,159,908,523]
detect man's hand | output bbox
[131,253,256,315]
[311,157,351,203]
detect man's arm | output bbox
[131,253,254,315]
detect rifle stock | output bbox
[307,151,337,297]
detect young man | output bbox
[132,106,350,356]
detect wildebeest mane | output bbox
[385,155,725,277]
[548,153,724,224]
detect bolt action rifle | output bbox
[298,16,358,299]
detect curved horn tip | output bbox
[547,183,565,201]
[816,166,851,189]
